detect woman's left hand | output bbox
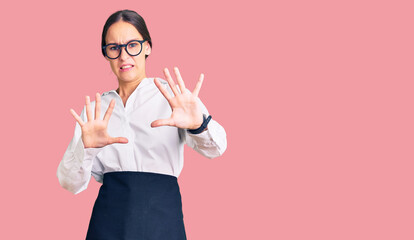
[151,67,204,130]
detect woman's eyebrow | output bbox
[107,38,141,45]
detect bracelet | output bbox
[188,114,212,134]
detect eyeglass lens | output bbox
[106,41,143,59]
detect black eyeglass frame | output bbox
[102,40,147,59]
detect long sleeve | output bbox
[57,78,227,185]
[183,99,227,159]
[57,107,103,194]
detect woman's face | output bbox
[105,21,151,83]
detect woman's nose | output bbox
[119,47,130,60]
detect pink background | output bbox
[1,0,413,239]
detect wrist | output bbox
[188,114,212,134]
[190,114,204,130]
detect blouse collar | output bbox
[102,77,151,97]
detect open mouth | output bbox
[120,65,134,71]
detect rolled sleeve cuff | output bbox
[74,139,102,166]
[186,120,227,158]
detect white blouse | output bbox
[57,77,227,194]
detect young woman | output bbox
[57,9,227,240]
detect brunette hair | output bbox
[101,10,152,59]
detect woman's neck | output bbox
[116,75,146,106]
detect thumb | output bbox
[151,118,175,128]
[109,137,129,144]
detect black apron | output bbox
[86,171,187,240]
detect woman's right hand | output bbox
[70,93,128,148]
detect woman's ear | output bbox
[144,42,151,56]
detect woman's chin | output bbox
[117,72,139,83]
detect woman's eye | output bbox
[129,43,138,48]
[109,46,119,51]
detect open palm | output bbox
[70,93,128,148]
[151,67,204,130]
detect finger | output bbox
[192,73,204,97]
[85,96,92,122]
[95,93,101,120]
[154,78,172,101]
[108,137,129,144]
[163,68,180,96]
[70,109,85,126]
[174,67,186,94]
[151,118,175,128]
[103,99,116,122]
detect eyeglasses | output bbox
[102,40,147,59]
